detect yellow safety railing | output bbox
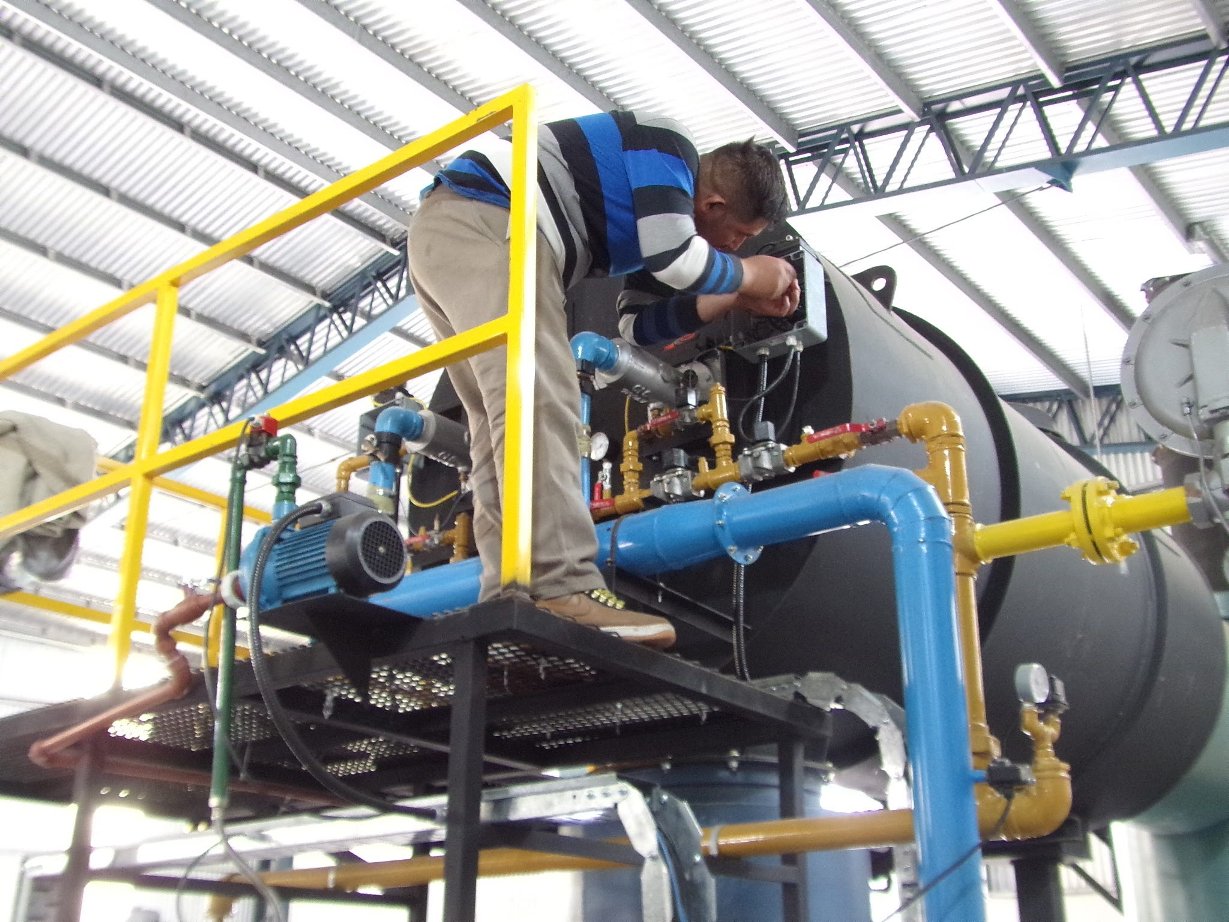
[0,87,539,681]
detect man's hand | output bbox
[739,278,800,318]
[739,254,797,301]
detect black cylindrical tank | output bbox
[571,246,1224,829]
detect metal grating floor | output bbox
[0,596,830,820]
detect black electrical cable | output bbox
[875,796,1015,922]
[246,501,437,819]
[776,349,803,440]
[753,354,769,428]
[737,350,799,442]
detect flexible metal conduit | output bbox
[374,464,981,921]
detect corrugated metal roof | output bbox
[1033,0,1206,65]
[1153,148,1229,247]
[840,0,1038,99]
[659,0,896,134]
[493,0,765,150]
[336,0,600,122]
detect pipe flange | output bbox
[712,482,762,565]
[1061,477,1139,564]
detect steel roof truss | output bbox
[151,251,416,453]
[783,40,1229,216]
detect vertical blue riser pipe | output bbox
[374,465,982,921]
[579,391,592,502]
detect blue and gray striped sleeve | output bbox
[622,115,743,295]
[616,271,705,346]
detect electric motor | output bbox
[239,493,407,610]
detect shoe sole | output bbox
[599,625,677,649]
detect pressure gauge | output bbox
[590,430,610,461]
[1014,663,1050,705]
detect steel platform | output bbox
[0,595,832,920]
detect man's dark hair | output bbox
[699,139,789,224]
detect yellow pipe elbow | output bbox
[978,706,1072,840]
[979,773,1072,841]
[335,454,373,493]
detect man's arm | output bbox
[617,274,801,346]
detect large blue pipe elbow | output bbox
[591,468,981,920]
[375,465,980,920]
[571,331,620,371]
[375,405,427,441]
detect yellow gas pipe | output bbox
[203,811,921,918]
[897,402,1071,838]
[690,384,742,494]
[897,403,998,769]
[335,454,373,493]
[450,510,472,562]
[974,477,1193,564]
[782,429,864,468]
[593,429,651,519]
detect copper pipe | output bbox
[29,589,220,768]
[27,586,346,808]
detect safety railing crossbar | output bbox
[0,87,540,678]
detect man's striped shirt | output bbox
[432,111,743,299]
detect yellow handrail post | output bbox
[499,85,539,590]
[0,93,524,544]
[0,89,545,642]
[208,513,229,669]
[110,284,179,684]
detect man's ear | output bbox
[694,190,727,215]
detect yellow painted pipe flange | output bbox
[1061,477,1140,565]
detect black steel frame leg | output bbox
[57,738,100,922]
[778,738,808,922]
[443,639,488,922]
[1013,855,1067,922]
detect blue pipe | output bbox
[373,464,982,920]
[370,556,482,614]
[571,330,620,372]
[368,405,429,493]
[376,405,428,441]
[579,391,592,502]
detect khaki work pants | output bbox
[407,186,602,602]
